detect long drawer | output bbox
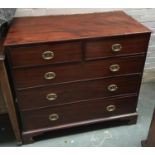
[21,95,138,131]
[13,55,145,89]
[17,75,141,110]
[85,34,149,60]
[9,41,82,67]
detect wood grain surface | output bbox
[4,11,151,46]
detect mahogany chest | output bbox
[4,11,151,144]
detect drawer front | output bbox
[9,42,82,67]
[17,75,141,110]
[14,55,145,89]
[85,34,149,60]
[21,96,138,131]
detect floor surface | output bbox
[0,82,155,147]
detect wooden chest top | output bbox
[4,11,150,46]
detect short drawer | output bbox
[21,95,138,131]
[13,55,145,89]
[85,34,149,60]
[9,41,82,67]
[17,75,141,110]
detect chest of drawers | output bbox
[4,11,151,144]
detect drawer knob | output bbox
[49,113,59,121]
[109,64,120,72]
[44,72,56,80]
[106,105,116,112]
[112,44,122,52]
[107,84,118,92]
[42,51,54,60]
[46,93,57,101]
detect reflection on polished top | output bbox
[4,11,150,46]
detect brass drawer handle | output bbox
[44,72,56,80]
[106,105,116,112]
[46,93,57,101]
[49,113,59,121]
[42,51,54,60]
[109,64,120,72]
[112,44,122,52]
[107,84,118,92]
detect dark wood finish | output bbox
[4,11,151,144]
[18,75,140,110]
[22,95,138,131]
[0,38,22,144]
[85,34,150,60]
[13,55,145,89]
[21,113,138,144]
[9,41,82,67]
[0,86,7,114]
[142,108,155,147]
[0,38,5,57]
[4,11,150,46]
[0,39,6,114]
[0,59,22,144]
